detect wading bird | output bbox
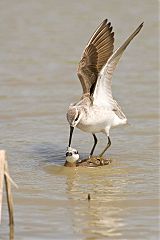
[66,19,143,158]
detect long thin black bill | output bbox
[69,126,74,147]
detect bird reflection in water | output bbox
[65,166,126,238]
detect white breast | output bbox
[77,106,115,133]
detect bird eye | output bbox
[75,113,80,121]
[75,116,78,121]
[74,151,78,154]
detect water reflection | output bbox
[45,162,132,239]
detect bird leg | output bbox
[99,136,111,158]
[89,134,98,157]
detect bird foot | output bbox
[96,156,105,165]
[87,156,110,166]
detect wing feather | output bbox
[77,19,114,95]
[93,22,144,113]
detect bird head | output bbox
[66,106,82,147]
[65,147,79,163]
[66,106,82,127]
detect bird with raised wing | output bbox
[66,19,143,159]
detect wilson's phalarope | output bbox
[66,19,143,158]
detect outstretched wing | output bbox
[77,19,114,95]
[93,22,144,112]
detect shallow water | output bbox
[0,0,159,239]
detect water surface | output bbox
[0,0,159,239]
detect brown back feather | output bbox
[77,19,114,95]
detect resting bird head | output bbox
[65,147,79,163]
